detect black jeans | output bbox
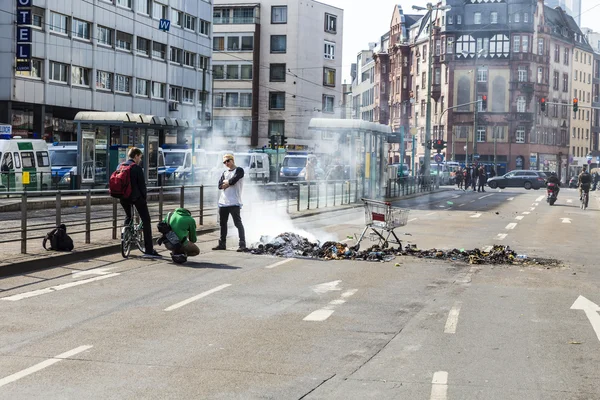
[218,206,246,246]
[120,198,154,253]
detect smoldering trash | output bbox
[243,232,561,266]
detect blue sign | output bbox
[596,156,600,162]
[17,0,33,6]
[17,27,31,42]
[0,125,12,134]
[473,153,480,159]
[159,19,171,31]
[586,155,593,161]
[434,153,444,163]
[16,43,30,59]
[16,60,30,71]
[16,9,31,25]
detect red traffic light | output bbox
[435,139,443,145]
[573,98,578,104]
[541,98,545,103]
[482,95,487,101]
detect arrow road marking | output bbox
[535,195,545,202]
[312,280,342,294]
[304,289,358,322]
[505,223,517,230]
[496,233,508,240]
[561,218,572,224]
[470,213,482,218]
[571,296,600,341]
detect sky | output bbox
[322,0,600,84]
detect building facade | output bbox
[212,0,343,151]
[1,0,213,141]
[545,0,581,26]
[351,50,376,122]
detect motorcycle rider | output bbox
[578,165,592,201]
[546,172,560,198]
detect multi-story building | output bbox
[1,0,213,141]
[212,0,343,150]
[351,49,376,122]
[583,28,600,153]
[340,83,352,119]
[545,0,582,26]
[373,32,390,126]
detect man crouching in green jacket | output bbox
[164,208,200,257]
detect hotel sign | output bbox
[16,0,32,72]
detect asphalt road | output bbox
[1,187,599,399]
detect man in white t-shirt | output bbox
[212,154,246,251]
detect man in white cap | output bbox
[213,154,246,251]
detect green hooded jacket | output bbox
[164,208,197,244]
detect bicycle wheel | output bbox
[121,226,132,258]
[135,225,145,253]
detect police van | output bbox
[0,136,52,191]
[233,152,270,183]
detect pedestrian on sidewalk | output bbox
[464,167,471,191]
[478,166,487,192]
[456,167,464,190]
[212,154,247,252]
[471,165,478,192]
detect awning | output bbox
[73,112,138,124]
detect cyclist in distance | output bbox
[578,164,592,202]
[120,147,161,258]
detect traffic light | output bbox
[573,98,579,113]
[426,140,432,150]
[540,97,546,112]
[433,139,447,153]
[481,95,487,111]
[281,135,287,147]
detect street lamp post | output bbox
[463,48,487,165]
[413,3,450,178]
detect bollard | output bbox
[112,197,118,240]
[333,182,337,206]
[341,181,345,204]
[296,183,301,212]
[180,186,185,209]
[21,191,27,254]
[56,191,61,227]
[85,190,91,244]
[324,181,328,207]
[316,181,320,209]
[159,186,164,221]
[307,181,311,210]
[199,185,204,226]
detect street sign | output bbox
[473,153,480,160]
[434,153,443,163]
[159,19,171,31]
[597,156,600,163]
[0,125,12,135]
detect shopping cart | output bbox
[353,198,410,250]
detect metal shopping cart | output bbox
[353,198,410,250]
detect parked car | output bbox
[487,170,547,190]
[569,176,578,188]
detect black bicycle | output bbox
[121,206,145,257]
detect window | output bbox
[225,93,238,107]
[136,37,150,55]
[537,67,543,84]
[72,19,90,39]
[213,36,224,51]
[136,79,149,96]
[323,95,335,113]
[241,65,252,80]
[152,42,166,59]
[213,93,224,108]
[324,41,335,60]
[513,36,520,52]
[97,26,113,46]
[457,15,462,24]
[522,36,529,53]
[563,73,568,92]
[269,120,285,136]
[116,31,132,51]
[402,75,407,89]
[115,75,130,93]
[323,67,336,87]
[516,96,526,112]
[447,37,454,53]
[36,151,50,167]
[514,13,520,23]
[240,93,252,108]
[213,65,224,79]
[16,59,42,78]
[21,152,34,169]
[117,0,131,8]
[519,66,528,82]
[272,6,287,24]
[170,47,182,63]
[325,13,337,33]
[474,13,481,25]
[49,61,68,83]
[554,45,560,62]
[232,7,254,24]
[476,126,486,142]
[198,56,209,70]
[271,35,287,53]
[564,48,569,65]
[96,70,113,90]
[538,39,544,56]
[575,51,579,62]
[523,13,528,23]
[184,14,196,31]
[269,92,285,109]
[71,66,90,86]
[183,51,195,67]
[492,126,505,140]
[553,71,559,89]
[199,19,210,36]
[172,9,182,27]
[574,69,578,81]
[169,87,181,102]
[30,7,43,29]
[226,65,239,79]
[490,12,497,24]
[227,36,240,51]
[240,36,253,51]
[153,2,166,19]
[49,12,68,34]
[477,67,487,82]
[152,82,165,99]
[137,0,150,15]
[448,15,453,24]
[516,127,525,143]
[270,63,286,82]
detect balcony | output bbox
[431,84,441,101]
[214,16,258,25]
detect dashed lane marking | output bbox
[458,203,466,207]
[425,212,436,216]
[532,202,539,206]
[470,213,482,218]
[164,284,231,311]
[567,199,573,204]
[522,211,530,215]
[496,233,508,240]
[1,274,121,301]
[535,196,545,202]
[507,197,514,201]
[478,194,493,199]
[430,371,449,400]
[265,258,296,269]
[408,218,418,222]
[303,289,358,322]
[561,218,572,224]
[505,223,518,230]
[515,216,524,220]
[530,207,536,211]
[444,302,463,334]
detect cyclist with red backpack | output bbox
[109,147,161,258]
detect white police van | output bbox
[0,136,52,191]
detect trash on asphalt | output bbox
[243,233,562,266]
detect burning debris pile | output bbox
[243,233,561,266]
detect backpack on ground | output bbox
[156,212,182,253]
[109,161,133,199]
[43,224,74,252]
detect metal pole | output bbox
[21,192,27,254]
[180,186,185,209]
[423,5,435,177]
[159,186,164,221]
[85,190,91,244]
[199,185,204,225]
[55,191,61,227]
[112,197,117,240]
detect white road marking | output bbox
[505,223,517,230]
[530,207,536,211]
[304,289,357,322]
[430,371,449,400]
[408,218,418,222]
[496,233,508,240]
[0,345,93,388]
[567,199,573,204]
[515,216,524,220]
[341,238,352,243]
[470,213,482,218]
[535,195,545,202]
[425,212,436,216]
[451,195,461,198]
[482,245,493,252]
[561,218,572,224]
[478,194,493,199]
[507,197,514,201]
[444,302,463,334]
[312,280,342,294]
[1,274,120,301]
[164,284,231,311]
[454,266,478,284]
[458,203,466,207]
[522,211,530,215]
[469,200,476,203]
[571,296,600,341]
[71,267,115,278]
[533,202,539,206]
[265,258,295,269]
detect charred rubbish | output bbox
[243,233,561,266]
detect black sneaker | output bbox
[237,246,247,252]
[212,245,226,251]
[143,250,162,258]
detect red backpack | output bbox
[109,161,133,199]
